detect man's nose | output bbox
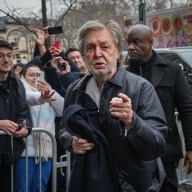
[74,57,78,62]
[3,55,9,61]
[94,47,102,57]
[128,42,136,50]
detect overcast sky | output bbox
[0,0,43,17]
[3,0,41,9]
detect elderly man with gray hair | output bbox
[60,20,168,192]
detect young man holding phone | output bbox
[0,40,32,192]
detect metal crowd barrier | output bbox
[2,113,192,191]
[0,128,71,192]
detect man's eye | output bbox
[29,73,35,77]
[101,46,109,50]
[87,46,94,52]
[127,40,132,45]
[127,39,141,46]
[134,40,141,44]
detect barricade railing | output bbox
[2,113,192,190]
[0,128,71,192]
[175,112,192,187]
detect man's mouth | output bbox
[94,62,105,69]
[2,63,10,68]
[129,52,137,57]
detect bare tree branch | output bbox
[0,8,35,32]
[55,0,77,26]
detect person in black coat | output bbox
[60,20,168,192]
[126,24,192,192]
[0,40,32,192]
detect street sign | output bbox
[139,2,146,24]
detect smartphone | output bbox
[48,26,63,35]
[16,125,22,131]
[35,71,44,86]
[51,40,60,49]
[57,60,66,71]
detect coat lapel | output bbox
[151,65,166,88]
[150,51,168,88]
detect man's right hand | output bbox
[13,120,29,138]
[50,57,71,74]
[0,120,18,135]
[72,136,95,154]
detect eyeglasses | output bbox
[0,53,14,60]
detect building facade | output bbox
[0,16,36,64]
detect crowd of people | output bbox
[0,19,192,192]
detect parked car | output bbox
[155,47,192,86]
[122,47,192,89]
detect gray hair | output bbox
[77,20,125,67]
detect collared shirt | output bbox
[85,77,104,108]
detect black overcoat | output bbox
[128,51,192,163]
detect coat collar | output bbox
[72,68,126,92]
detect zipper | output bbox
[140,65,143,77]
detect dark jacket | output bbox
[128,50,192,163]
[0,74,32,165]
[64,98,119,192]
[60,68,168,191]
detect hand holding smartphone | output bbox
[16,125,22,132]
[57,60,66,71]
[35,71,45,86]
[51,40,60,49]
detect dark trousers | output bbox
[0,164,13,192]
[160,161,179,192]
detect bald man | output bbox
[127,24,192,192]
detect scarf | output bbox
[21,76,55,163]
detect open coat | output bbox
[60,68,168,191]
